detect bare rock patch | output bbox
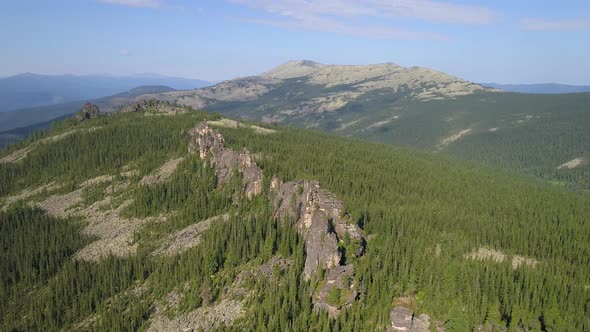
[140,157,185,185]
[209,118,276,134]
[155,214,229,256]
[439,128,472,146]
[388,306,431,332]
[148,298,244,332]
[557,157,586,170]
[32,174,166,261]
[1,182,62,211]
[465,247,538,269]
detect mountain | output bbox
[142,60,494,114]
[0,73,211,112]
[481,82,590,94]
[1,102,588,331]
[0,85,179,142]
[135,60,590,189]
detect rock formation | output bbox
[120,98,186,114]
[188,121,365,316]
[76,101,100,121]
[388,307,431,332]
[274,180,365,279]
[274,179,366,316]
[189,122,263,198]
[313,265,358,317]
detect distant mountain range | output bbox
[481,83,590,94]
[0,85,177,146]
[0,73,211,112]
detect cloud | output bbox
[99,0,163,8]
[230,0,499,40]
[119,49,132,56]
[231,0,500,24]
[249,17,447,41]
[521,18,590,31]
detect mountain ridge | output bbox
[481,82,590,94]
[0,73,212,112]
[131,60,589,190]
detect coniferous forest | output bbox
[0,107,589,331]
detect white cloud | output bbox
[99,0,163,8]
[521,18,590,31]
[119,49,131,56]
[231,0,499,24]
[368,0,499,24]
[230,0,499,40]
[250,17,447,41]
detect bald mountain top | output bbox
[140,60,494,117]
[261,60,488,98]
[261,60,327,79]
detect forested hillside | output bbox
[135,61,590,190]
[0,85,179,135]
[1,103,589,331]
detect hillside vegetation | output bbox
[135,61,590,190]
[1,103,589,331]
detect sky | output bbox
[1,0,589,84]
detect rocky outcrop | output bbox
[388,307,431,332]
[313,265,358,317]
[188,122,365,317]
[120,98,186,114]
[274,179,365,316]
[76,101,100,121]
[189,122,263,198]
[274,180,365,280]
[257,256,292,279]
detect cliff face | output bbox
[274,179,366,316]
[189,122,263,198]
[274,179,365,279]
[189,122,366,316]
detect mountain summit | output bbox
[137,60,493,124]
[261,60,327,79]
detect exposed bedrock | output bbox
[274,179,366,280]
[188,122,366,316]
[189,122,263,198]
[388,307,431,332]
[274,179,366,316]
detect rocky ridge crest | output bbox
[189,122,366,316]
[189,122,263,198]
[76,101,100,121]
[120,98,187,114]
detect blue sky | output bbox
[1,0,589,84]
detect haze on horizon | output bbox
[1,0,589,85]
